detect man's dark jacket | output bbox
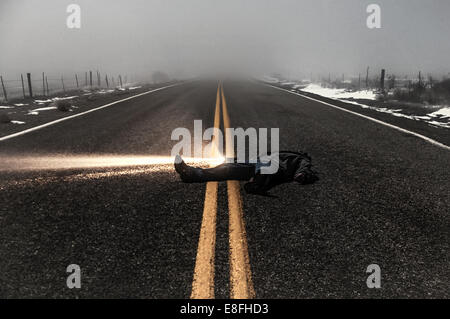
[244,151,318,194]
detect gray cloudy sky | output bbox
[1,0,450,81]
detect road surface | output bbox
[0,80,449,298]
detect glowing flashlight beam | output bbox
[0,155,225,171]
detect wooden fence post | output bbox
[119,75,123,88]
[380,69,386,92]
[61,76,66,94]
[42,72,46,96]
[89,71,93,88]
[75,74,79,88]
[366,66,370,88]
[105,75,109,88]
[46,76,49,96]
[27,73,33,98]
[0,76,8,102]
[21,74,26,98]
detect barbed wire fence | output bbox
[0,71,134,103]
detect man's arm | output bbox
[243,174,274,195]
[293,157,318,184]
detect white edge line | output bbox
[265,83,450,151]
[0,83,182,142]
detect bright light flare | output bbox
[0,155,225,171]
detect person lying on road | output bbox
[174,151,318,195]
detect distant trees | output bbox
[388,75,396,90]
[392,77,450,104]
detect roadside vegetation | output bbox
[389,78,450,105]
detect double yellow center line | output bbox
[190,83,255,299]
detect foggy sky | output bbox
[1,0,450,81]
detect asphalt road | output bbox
[0,80,449,298]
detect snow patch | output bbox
[261,75,280,83]
[11,120,25,124]
[301,84,377,100]
[98,89,115,94]
[34,99,53,104]
[277,81,450,129]
[429,107,450,118]
[53,96,78,101]
[31,106,57,112]
[34,96,78,104]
